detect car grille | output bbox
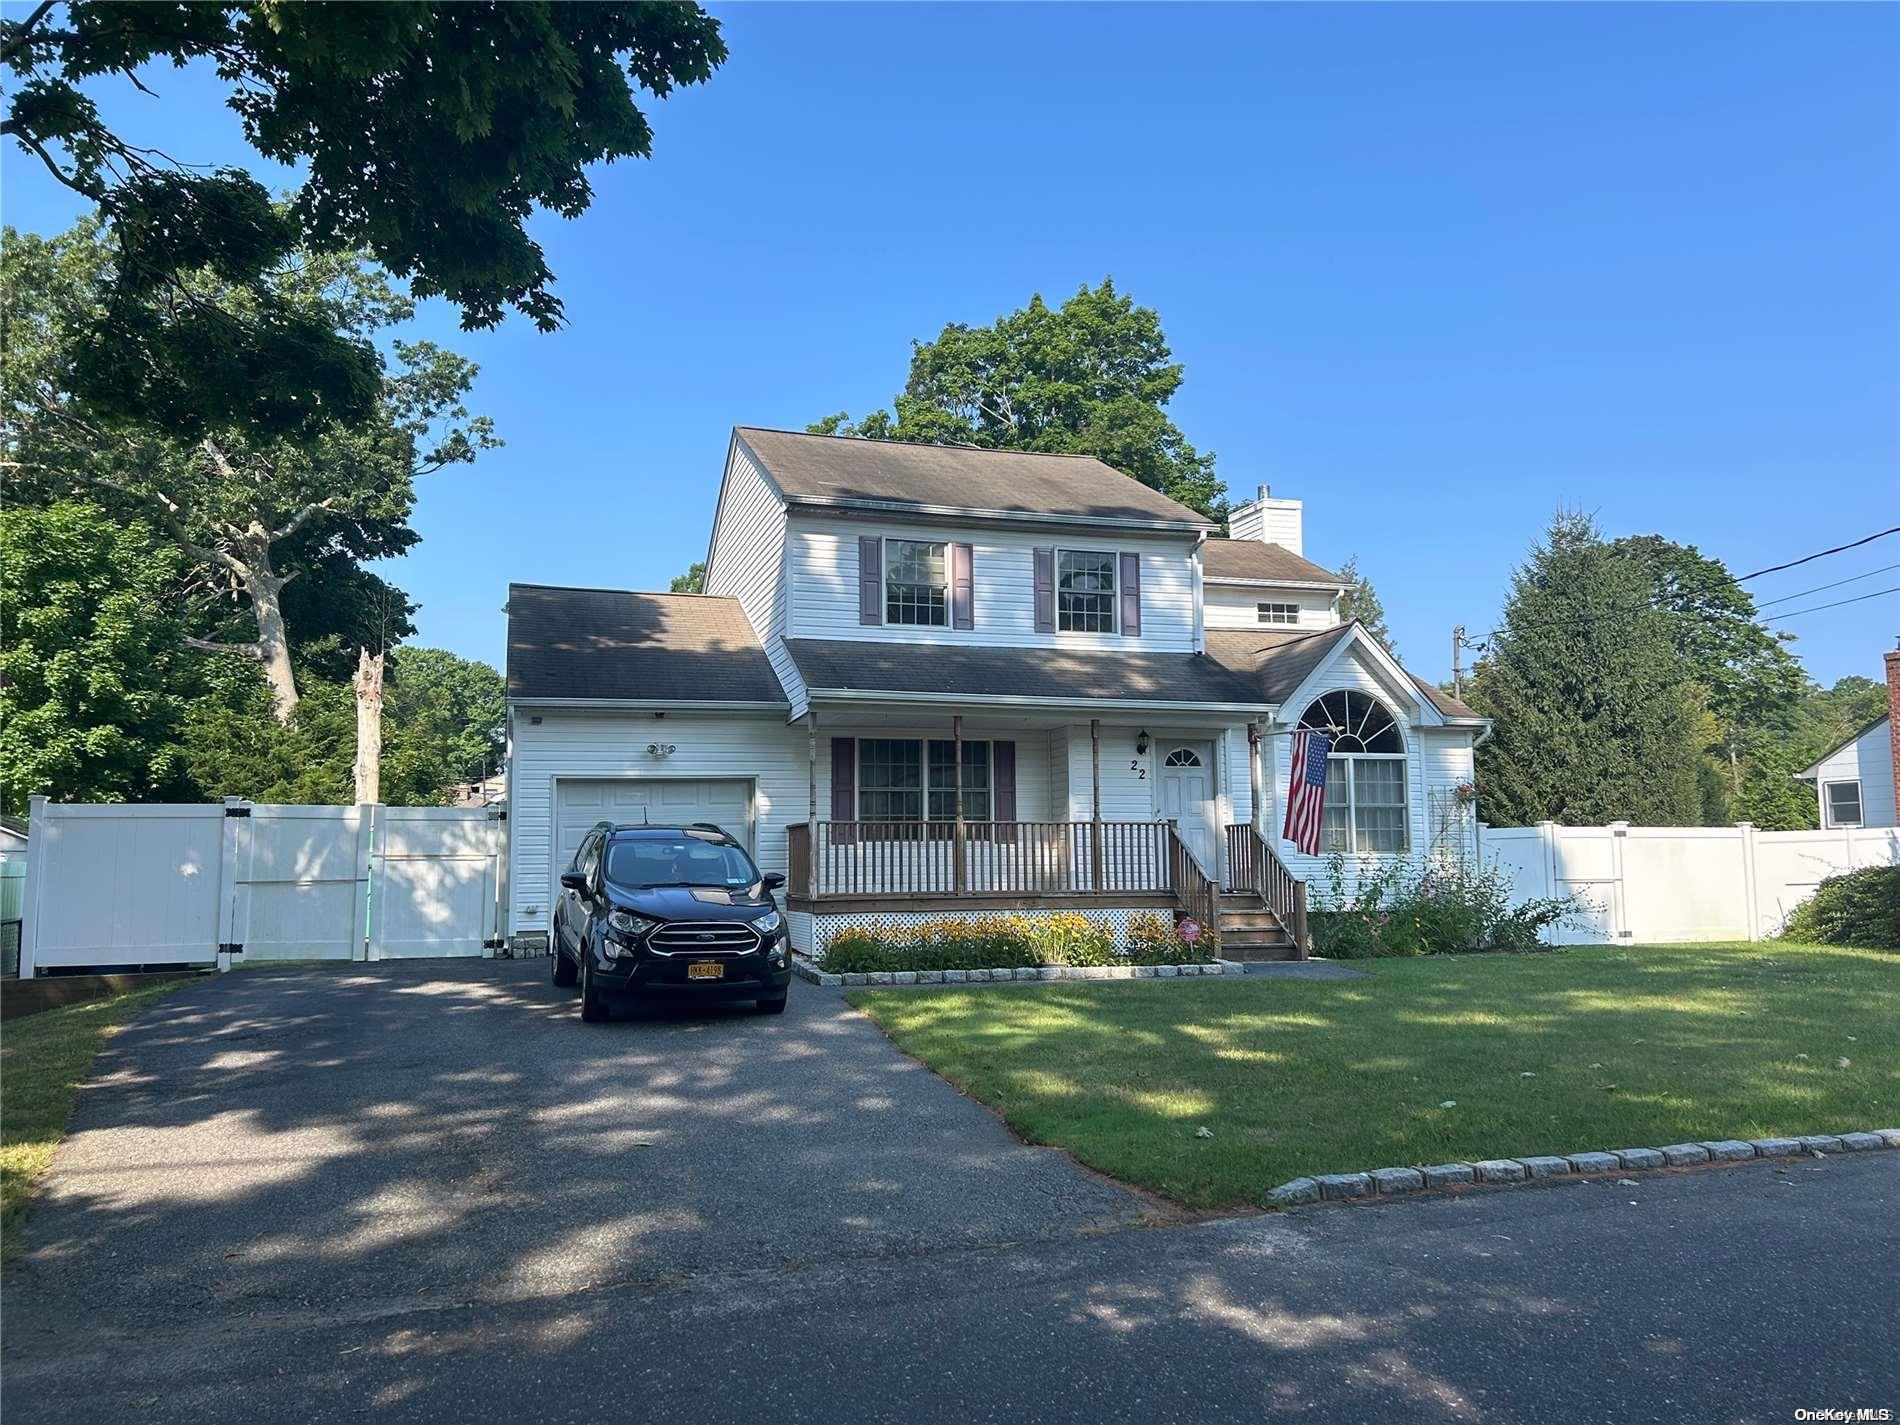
[647,921,761,956]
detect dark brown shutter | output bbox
[830,738,856,844]
[951,542,974,630]
[858,535,883,626]
[1119,552,1142,636]
[1033,547,1056,633]
[992,741,1016,821]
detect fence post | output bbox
[19,795,50,979]
[1737,822,1759,941]
[214,797,249,972]
[1607,822,1630,943]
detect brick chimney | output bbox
[1887,639,1900,822]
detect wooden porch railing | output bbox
[1224,823,1310,954]
[795,820,1174,899]
[1167,826,1221,949]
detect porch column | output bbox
[1248,722,1263,835]
[805,710,818,900]
[952,714,966,895]
[1090,718,1104,891]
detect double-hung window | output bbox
[1825,780,1863,828]
[1057,550,1116,632]
[885,539,948,626]
[1257,602,1299,626]
[857,738,991,822]
[1299,690,1409,856]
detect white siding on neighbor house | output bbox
[788,516,1199,652]
[703,440,804,709]
[1202,582,1338,631]
[1806,718,1895,828]
[507,710,809,936]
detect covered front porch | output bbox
[779,701,1309,956]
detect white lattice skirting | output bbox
[808,907,1153,960]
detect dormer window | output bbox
[1257,602,1299,626]
[885,539,948,626]
[1057,550,1116,632]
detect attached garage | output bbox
[505,584,798,946]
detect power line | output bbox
[1757,585,1900,623]
[1736,526,1900,582]
[1751,561,1900,610]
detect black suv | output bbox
[551,823,791,1022]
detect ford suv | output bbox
[551,823,791,1022]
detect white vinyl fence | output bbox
[17,796,506,977]
[1483,820,1900,945]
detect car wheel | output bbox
[551,942,577,988]
[755,994,788,1015]
[579,954,611,1023]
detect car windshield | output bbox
[605,835,759,890]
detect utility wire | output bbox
[1736,526,1900,582]
[1756,585,1900,623]
[1751,561,1900,610]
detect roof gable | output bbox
[506,584,786,705]
[734,426,1215,530]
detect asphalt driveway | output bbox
[2,960,1143,1334]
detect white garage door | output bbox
[553,778,755,896]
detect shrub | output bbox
[815,911,1210,971]
[1309,851,1586,957]
[1777,865,1900,950]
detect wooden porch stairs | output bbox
[1216,892,1302,961]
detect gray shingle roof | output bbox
[506,585,786,704]
[1201,537,1344,585]
[1203,627,1354,704]
[735,427,1216,529]
[785,638,1267,706]
[1409,672,1482,721]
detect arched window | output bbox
[1163,747,1203,768]
[1297,691,1408,854]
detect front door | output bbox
[1157,742,1217,874]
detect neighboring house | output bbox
[448,773,507,809]
[1796,644,1900,829]
[504,428,1490,957]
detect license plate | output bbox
[686,961,725,980]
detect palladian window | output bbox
[1297,690,1408,855]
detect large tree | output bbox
[1609,534,1807,820]
[0,501,197,812]
[1,2,726,437]
[812,279,1226,518]
[1468,512,1707,826]
[3,220,497,720]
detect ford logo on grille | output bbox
[696,932,715,942]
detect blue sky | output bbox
[5,2,1896,687]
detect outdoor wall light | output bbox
[1135,730,1150,755]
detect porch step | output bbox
[1221,941,1303,963]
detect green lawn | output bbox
[2,982,186,1256]
[848,944,1900,1209]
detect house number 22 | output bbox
[1131,759,1147,780]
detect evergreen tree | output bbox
[670,561,705,593]
[1336,556,1396,655]
[1468,512,1705,826]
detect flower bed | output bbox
[817,911,1204,974]
[1310,852,1587,958]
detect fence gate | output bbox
[19,797,506,976]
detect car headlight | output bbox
[608,909,660,938]
[754,910,782,935]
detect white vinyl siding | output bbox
[704,439,804,709]
[1202,582,1337,630]
[789,516,1197,651]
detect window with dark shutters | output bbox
[1033,547,1056,633]
[951,542,974,629]
[830,737,857,842]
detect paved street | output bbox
[5,962,1895,1423]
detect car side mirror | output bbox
[559,870,588,894]
[761,871,787,890]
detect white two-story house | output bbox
[505,427,1489,958]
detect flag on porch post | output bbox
[1282,728,1333,856]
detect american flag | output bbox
[1282,728,1334,856]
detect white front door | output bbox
[1156,742,1217,874]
